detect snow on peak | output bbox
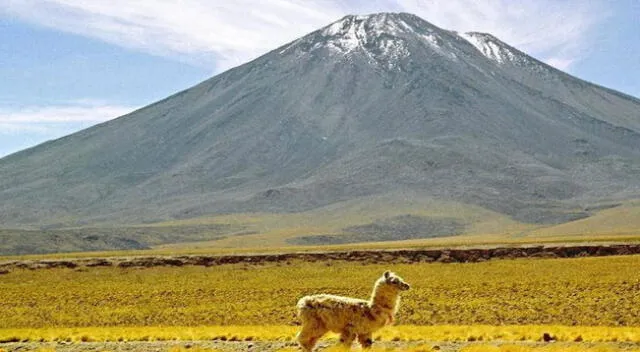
[283,13,456,69]
[318,13,417,54]
[277,13,463,70]
[459,32,518,64]
[458,31,553,76]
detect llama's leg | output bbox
[297,322,327,352]
[357,333,373,349]
[339,325,357,349]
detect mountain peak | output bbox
[318,12,420,54]
[3,12,640,254]
[282,12,546,73]
[336,12,418,22]
[279,12,455,69]
[322,12,429,37]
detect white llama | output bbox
[296,270,411,351]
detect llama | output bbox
[296,271,410,351]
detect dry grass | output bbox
[1,256,639,328]
[457,345,640,352]
[1,325,639,344]
[529,202,640,238]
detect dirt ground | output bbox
[2,340,640,352]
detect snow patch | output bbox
[292,14,456,67]
[378,37,410,70]
[397,19,415,33]
[459,31,552,76]
[279,39,301,54]
[323,21,344,36]
[460,32,516,64]
[421,33,439,48]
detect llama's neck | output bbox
[369,280,400,315]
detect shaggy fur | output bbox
[296,271,410,351]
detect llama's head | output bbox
[381,270,410,291]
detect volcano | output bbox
[2,13,640,254]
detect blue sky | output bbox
[0,0,638,158]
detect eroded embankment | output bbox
[1,244,639,272]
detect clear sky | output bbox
[1,0,638,158]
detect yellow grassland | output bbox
[1,256,638,330]
[1,325,640,344]
[528,201,640,238]
[456,345,640,352]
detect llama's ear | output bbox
[384,271,391,279]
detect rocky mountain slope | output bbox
[1,13,639,253]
